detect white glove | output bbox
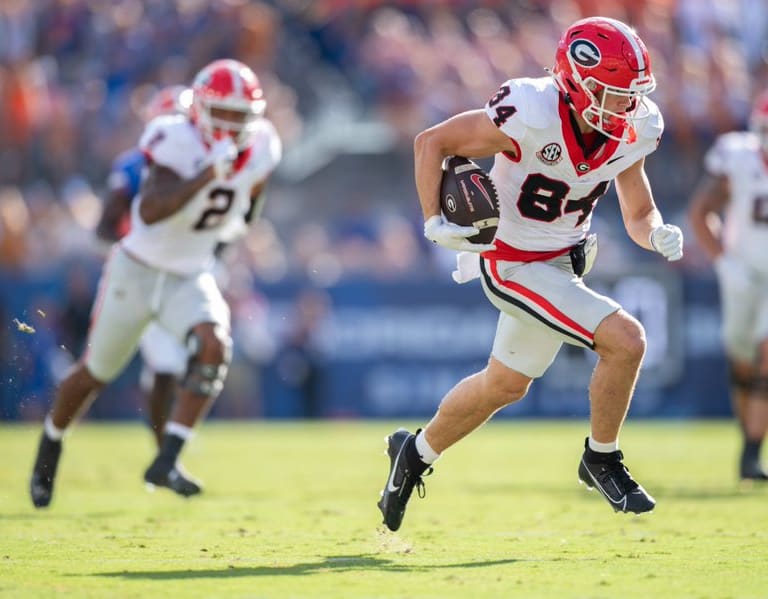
[452,251,482,283]
[714,253,753,290]
[424,215,495,253]
[649,224,683,261]
[205,138,238,180]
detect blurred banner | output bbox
[0,266,729,421]
[259,268,729,420]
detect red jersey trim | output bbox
[502,138,522,163]
[558,98,620,176]
[481,238,570,262]
[485,258,595,346]
[232,146,253,174]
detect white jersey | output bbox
[704,131,768,275]
[122,114,282,275]
[484,77,663,252]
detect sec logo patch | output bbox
[536,143,563,165]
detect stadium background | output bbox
[0,0,765,423]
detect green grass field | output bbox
[1,421,767,598]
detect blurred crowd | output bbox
[1,0,766,276]
[0,0,766,418]
[0,0,766,273]
[308,0,768,146]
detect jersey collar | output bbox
[558,96,620,176]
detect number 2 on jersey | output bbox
[193,187,235,230]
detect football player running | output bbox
[378,17,683,531]
[96,85,191,447]
[30,59,282,507]
[689,91,768,481]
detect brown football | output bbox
[439,156,499,244]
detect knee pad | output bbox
[729,366,754,391]
[750,377,768,395]
[730,365,768,396]
[181,326,232,398]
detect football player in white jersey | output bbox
[30,59,282,507]
[689,92,768,481]
[96,85,191,448]
[378,16,684,530]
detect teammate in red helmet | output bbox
[30,60,282,507]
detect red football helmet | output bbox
[552,17,656,142]
[190,59,266,150]
[750,90,768,154]
[142,85,190,122]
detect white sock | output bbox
[44,414,65,441]
[588,436,619,453]
[164,421,194,440]
[415,430,440,464]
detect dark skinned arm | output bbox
[688,173,730,261]
[138,163,216,225]
[96,187,132,242]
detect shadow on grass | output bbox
[93,555,545,579]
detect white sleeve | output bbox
[484,79,528,140]
[703,135,732,177]
[630,101,664,160]
[245,120,282,183]
[139,118,204,179]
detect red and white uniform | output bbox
[84,115,281,383]
[704,131,768,276]
[704,131,768,362]
[476,77,663,377]
[485,77,662,253]
[122,114,281,275]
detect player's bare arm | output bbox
[414,109,517,220]
[688,174,730,260]
[614,157,664,250]
[96,188,132,242]
[139,163,215,224]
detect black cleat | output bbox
[144,460,202,497]
[30,433,62,509]
[578,439,655,514]
[739,459,768,481]
[377,428,431,532]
